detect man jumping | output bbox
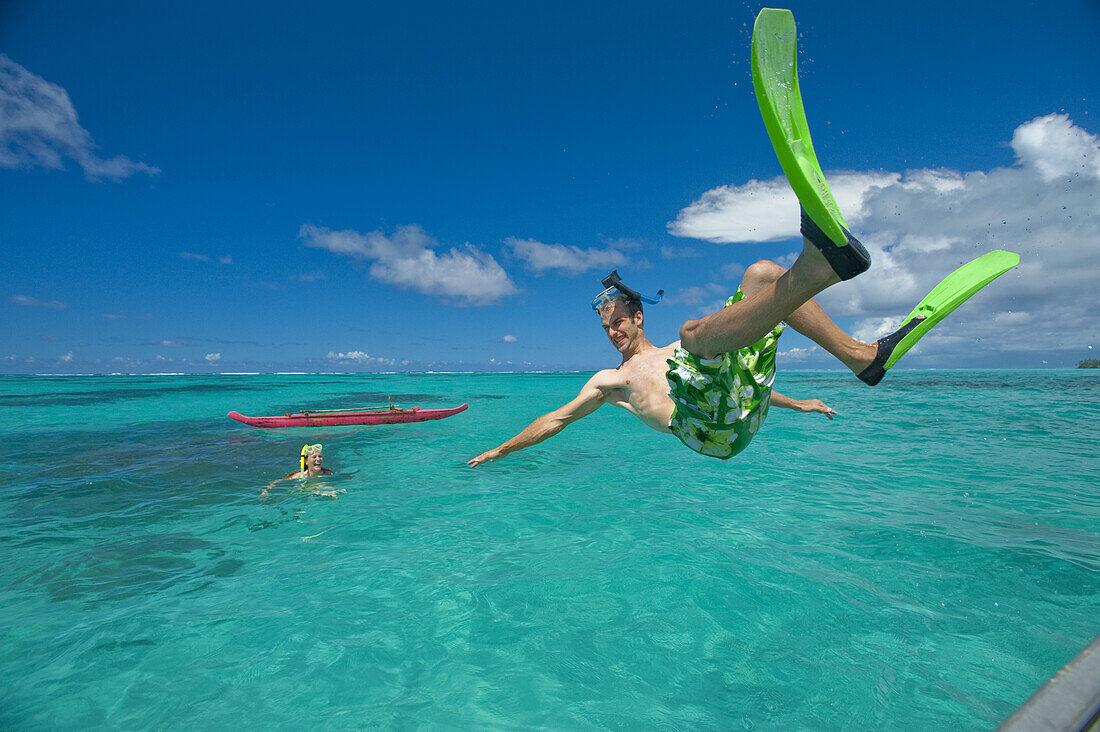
[468,7,1017,465]
[468,225,895,464]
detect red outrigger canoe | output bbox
[227,403,468,428]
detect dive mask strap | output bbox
[591,270,664,312]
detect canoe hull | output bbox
[227,404,468,428]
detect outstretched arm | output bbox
[261,471,300,495]
[468,375,607,466]
[770,390,837,420]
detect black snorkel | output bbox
[591,270,664,312]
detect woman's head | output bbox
[299,443,323,472]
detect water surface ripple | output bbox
[1,371,1097,729]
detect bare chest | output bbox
[601,348,676,430]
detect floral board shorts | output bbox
[665,289,785,460]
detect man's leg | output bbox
[679,238,843,359]
[735,259,877,373]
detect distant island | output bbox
[1080,359,1100,369]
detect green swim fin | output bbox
[751,8,869,280]
[858,250,1021,385]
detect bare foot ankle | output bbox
[792,240,841,289]
[846,341,877,374]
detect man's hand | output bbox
[797,399,837,419]
[468,448,504,467]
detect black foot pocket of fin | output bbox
[857,317,925,386]
[800,207,871,281]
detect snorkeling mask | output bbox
[590,270,664,312]
[299,444,322,472]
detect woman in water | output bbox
[261,444,337,496]
[283,443,333,479]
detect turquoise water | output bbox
[2,370,1098,730]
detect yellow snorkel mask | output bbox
[299,443,322,472]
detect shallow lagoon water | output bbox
[1,371,1098,729]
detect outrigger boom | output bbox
[227,403,468,429]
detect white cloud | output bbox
[661,245,701,259]
[1011,113,1100,182]
[10,294,66,309]
[205,353,221,362]
[0,54,159,181]
[179,252,233,265]
[506,236,626,275]
[664,283,727,307]
[721,262,745,281]
[493,334,518,343]
[137,338,197,349]
[669,114,1100,359]
[326,350,395,366]
[668,173,897,243]
[300,224,517,305]
[58,351,73,363]
[778,346,818,361]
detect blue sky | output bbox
[2,0,1098,374]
